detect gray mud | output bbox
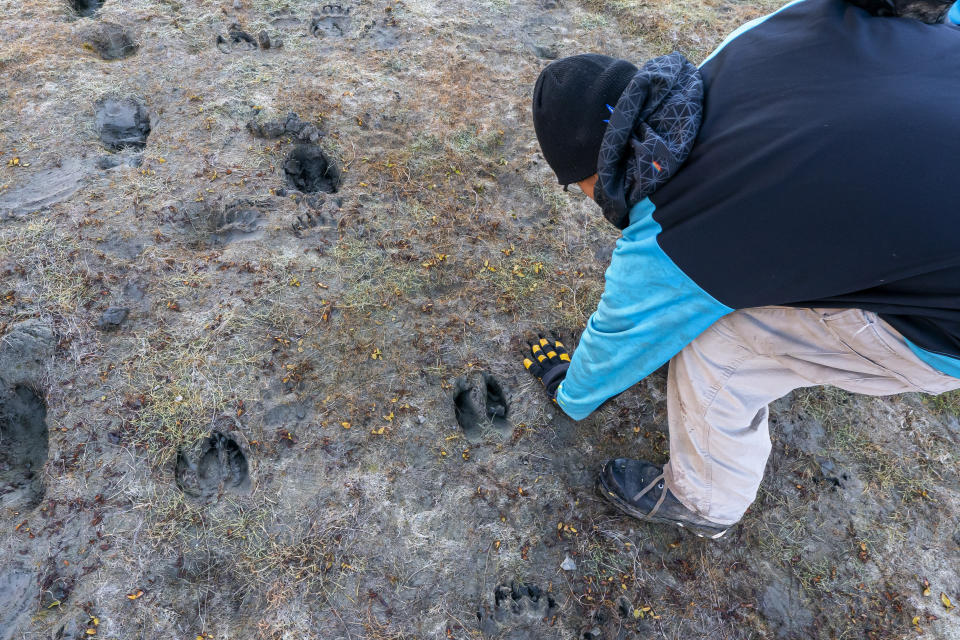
[247,112,323,143]
[0,566,36,640]
[216,23,259,54]
[283,145,340,193]
[94,96,150,151]
[175,430,251,502]
[478,582,559,638]
[310,4,352,38]
[454,372,513,443]
[0,319,54,387]
[82,22,138,60]
[0,161,87,219]
[71,0,103,17]
[209,201,266,245]
[95,306,129,331]
[0,385,49,510]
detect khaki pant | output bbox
[662,307,960,525]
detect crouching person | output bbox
[526,0,960,538]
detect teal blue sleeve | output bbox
[904,338,960,379]
[554,198,733,420]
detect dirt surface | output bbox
[1,0,959,638]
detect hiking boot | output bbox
[597,458,730,539]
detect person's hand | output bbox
[523,335,571,401]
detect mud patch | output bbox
[759,581,814,639]
[95,152,142,170]
[283,145,340,193]
[175,431,251,502]
[290,196,340,238]
[216,23,258,54]
[95,96,151,151]
[454,376,484,443]
[454,373,512,443]
[0,160,86,219]
[71,0,103,17]
[209,201,265,245]
[0,385,49,510]
[247,112,323,143]
[359,16,406,49]
[96,306,129,331]
[311,4,352,38]
[478,581,558,637]
[0,319,55,387]
[82,22,138,60]
[483,373,510,431]
[0,565,36,640]
[269,10,302,29]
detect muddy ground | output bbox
[1,0,959,638]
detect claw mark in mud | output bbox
[216,23,259,54]
[454,377,484,443]
[95,96,151,151]
[311,4,352,38]
[210,201,265,245]
[291,209,326,237]
[270,10,301,29]
[358,16,405,49]
[72,0,103,17]
[290,196,341,239]
[82,22,138,60]
[477,581,558,637]
[284,145,341,193]
[483,373,510,433]
[0,385,49,510]
[175,431,250,502]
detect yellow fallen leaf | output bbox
[942,592,954,610]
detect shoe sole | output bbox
[596,474,728,540]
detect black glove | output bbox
[523,336,571,400]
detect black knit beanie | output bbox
[532,54,638,186]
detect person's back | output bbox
[653,0,960,365]
[526,0,960,538]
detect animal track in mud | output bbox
[0,160,86,220]
[95,96,151,151]
[290,195,341,238]
[217,24,257,53]
[83,22,138,60]
[284,145,341,193]
[0,385,49,510]
[247,112,323,143]
[216,23,282,54]
[478,581,558,637]
[72,0,103,17]
[358,16,405,49]
[484,373,509,430]
[454,377,484,443]
[209,201,265,245]
[311,4,352,38]
[175,431,250,502]
[454,373,512,443]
